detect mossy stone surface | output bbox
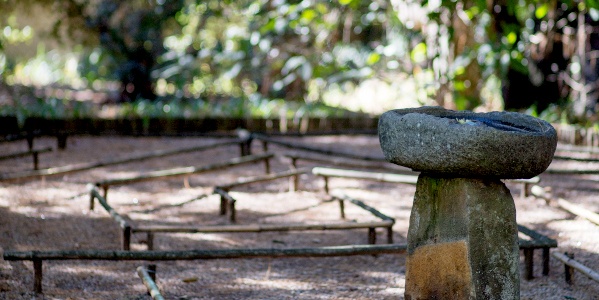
[378,106,557,179]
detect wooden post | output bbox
[338,199,345,219]
[262,140,268,152]
[89,192,95,211]
[323,177,329,194]
[565,252,575,284]
[247,138,253,155]
[33,152,39,170]
[263,157,271,174]
[524,248,534,280]
[57,132,68,150]
[289,158,298,192]
[220,195,227,215]
[542,247,550,276]
[123,226,132,251]
[26,134,34,151]
[147,232,154,251]
[368,228,376,245]
[387,227,394,244]
[148,264,157,282]
[102,185,109,200]
[33,259,42,294]
[521,183,528,199]
[229,199,236,223]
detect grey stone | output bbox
[378,106,557,179]
[405,175,519,300]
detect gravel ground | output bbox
[0,135,598,299]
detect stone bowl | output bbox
[378,106,557,179]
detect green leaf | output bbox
[338,0,353,5]
[507,31,517,45]
[300,9,317,23]
[588,0,599,10]
[410,43,427,63]
[535,4,548,19]
[366,53,381,65]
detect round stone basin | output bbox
[378,106,557,179]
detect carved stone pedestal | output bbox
[405,175,519,299]
[378,106,558,300]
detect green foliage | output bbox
[3,0,598,118]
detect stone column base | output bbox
[405,174,520,300]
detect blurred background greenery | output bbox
[0,0,598,126]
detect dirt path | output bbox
[0,135,598,299]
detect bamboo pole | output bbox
[331,194,395,222]
[3,244,408,261]
[557,144,599,154]
[137,266,165,300]
[96,153,274,189]
[282,153,413,173]
[531,185,599,226]
[518,224,557,248]
[217,167,311,190]
[544,168,599,175]
[89,188,133,250]
[253,134,386,162]
[553,155,599,162]
[552,252,599,283]
[313,167,419,185]
[0,147,52,161]
[0,139,243,181]
[133,221,394,234]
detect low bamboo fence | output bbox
[552,252,599,284]
[0,146,52,170]
[94,152,274,200]
[3,244,407,294]
[0,139,246,182]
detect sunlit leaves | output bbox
[410,42,427,63]
[535,3,549,19]
[366,52,380,65]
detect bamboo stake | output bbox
[531,185,599,226]
[552,252,599,283]
[0,139,243,181]
[33,259,42,294]
[524,249,534,280]
[137,266,165,300]
[214,187,235,217]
